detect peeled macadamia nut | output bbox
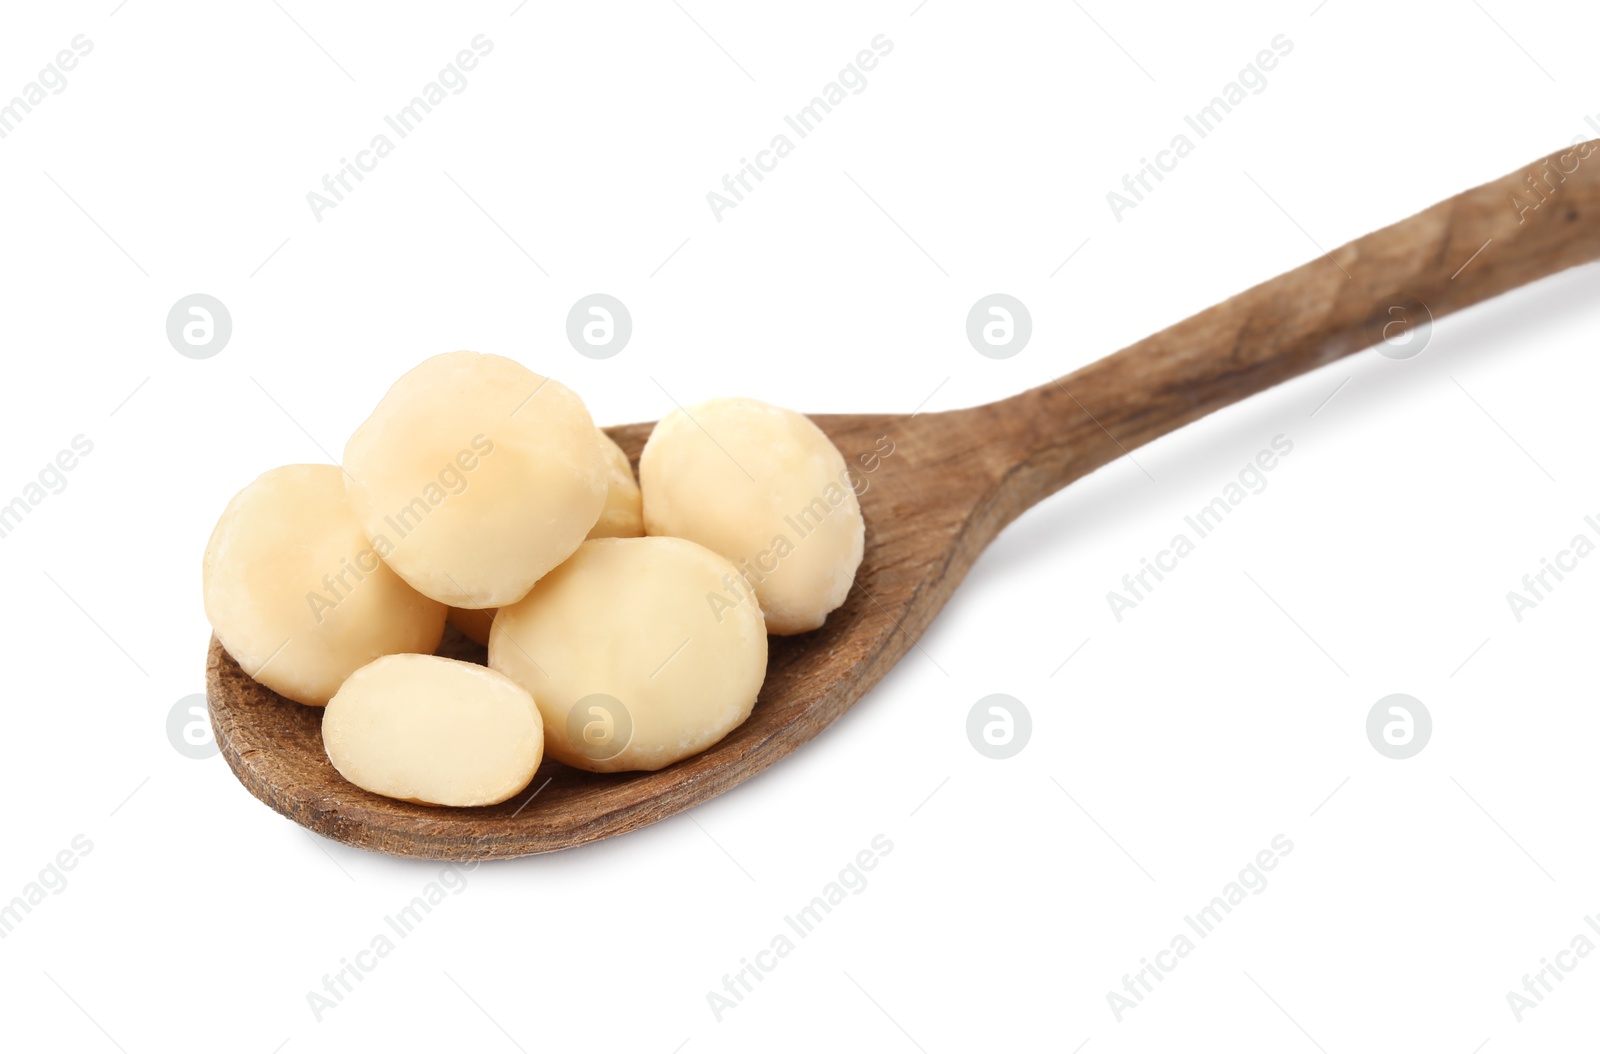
[323,654,543,807]
[203,464,447,706]
[490,537,766,772]
[441,422,646,641]
[587,430,644,539]
[447,606,495,647]
[639,397,864,634]
[343,351,607,609]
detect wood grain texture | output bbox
[209,143,1600,859]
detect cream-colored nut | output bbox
[322,654,543,807]
[343,351,607,609]
[449,433,641,727]
[447,607,495,647]
[639,397,864,634]
[202,464,447,706]
[587,430,644,539]
[490,536,766,772]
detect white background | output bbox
[1,0,1596,1050]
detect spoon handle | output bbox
[996,142,1600,504]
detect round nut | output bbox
[640,397,864,634]
[342,351,607,608]
[490,536,767,772]
[323,654,544,807]
[202,464,447,706]
[588,429,644,539]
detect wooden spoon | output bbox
[208,143,1600,860]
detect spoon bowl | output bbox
[207,409,996,859]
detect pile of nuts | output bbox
[203,352,865,807]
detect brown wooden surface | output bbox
[209,143,1600,859]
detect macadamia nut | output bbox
[587,430,644,539]
[639,397,864,634]
[203,464,447,706]
[343,351,607,609]
[490,537,767,772]
[323,654,543,807]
